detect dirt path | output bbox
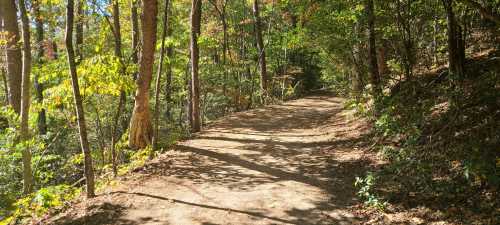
[50,95,376,225]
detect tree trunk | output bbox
[33,0,47,135]
[1,0,22,114]
[65,0,95,198]
[131,0,140,80]
[1,69,8,105]
[18,0,34,195]
[164,28,174,121]
[75,0,84,62]
[110,0,125,176]
[252,0,267,100]
[0,4,8,105]
[129,0,158,149]
[351,21,364,98]
[153,0,171,150]
[190,0,202,132]
[442,0,465,78]
[366,0,381,98]
[186,61,193,128]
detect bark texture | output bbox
[252,0,268,98]
[366,0,381,97]
[442,0,465,78]
[65,0,95,198]
[190,0,202,132]
[1,0,22,113]
[18,0,34,194]
[75,0,84,62]
[129,0,158,149]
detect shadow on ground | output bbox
[49,95,377,225]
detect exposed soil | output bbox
[46,95,382,225]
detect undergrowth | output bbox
[0,126,188,225]
[351,53,499,222]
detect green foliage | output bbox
[1,185,80,224]
[355,172,387,210]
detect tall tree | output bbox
[190,0,202,132]
[351,21,364,98]
[131,0,140,80]
[153,0,171,150]
[1,0,22,113]
[366,0,381,98]
[33,0,47,134]
[442,0,465,78]
[75,0,84,62]
[18,0,34,194]
[110,0,125,176]
[65,0,95,198]
[129,0,158,149]
[164,3,174,121]
[252,0,267,100]
[0,0,7,104]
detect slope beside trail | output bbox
[50,95,377,225]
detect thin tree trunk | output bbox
[1,0,22,114]
[1,70,8,105]
[18,0,34,195]
[128,0,158,149]
[131,0,140,80]
[110,0,125,176]
[190,0,202,132]
[65,0,95,198]
[442,0,464,78]
[75,0,84,62]
[366,0,381,98]
[33,0,47,135]
[351,22,364,98]
[185,61,193,128]
[153,0,171,150]
[252,0,267,100]
[0,2,7,105]
[164,37,174,120]
[163,0,173,120]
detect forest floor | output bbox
[44,95,450,225]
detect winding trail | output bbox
[52,95,375,225]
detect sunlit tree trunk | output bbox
[190,0,202,132]
[1,0,22,114]
[18,0,34,195]
[153,0,171,150]
[129,0,158,149]
[351,21,364,98]
[65,0,95,198]
[252,0,267,100]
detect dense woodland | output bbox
[0,0,499,224]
